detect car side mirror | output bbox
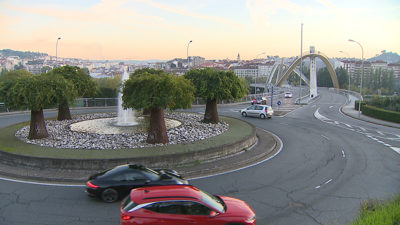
[209,211,219,218]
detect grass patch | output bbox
[350,194,400,225]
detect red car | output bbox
[120,185,256,225]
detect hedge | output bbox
[362,105,400,124]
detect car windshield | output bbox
[199,189,226,213]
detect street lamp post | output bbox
[299,23,303,105]
[339,50,351,101]
[255,52,266,95]
[348,39,364,118]
[56,37,61,67]
[187,40,192,69]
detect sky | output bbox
[1,0,399,61]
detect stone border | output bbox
[0,118,257,172]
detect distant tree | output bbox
[336,67,349,88]
[1,74,75,139]
[50,65,98,120]
[122,69,195,144]
[184,68,247,123]
[14,62,25,70]
[119,62,125,65]
[0,70,34,105]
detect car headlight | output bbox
[246,215,256,222]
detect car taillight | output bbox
[121,214,133,221]
[265,108,268,113]
[86,181,99,188]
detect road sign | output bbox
[277,101,281,106]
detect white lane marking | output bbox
[377,131,385,136]
[315,179,333,189]
[359,127,367,132]
[329,106,333,109]
[341,150,346,157]
[334,121,340,125]
[321,135,331,140]
[391,147,400,154]
[344,123,352,128]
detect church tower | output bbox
[237,53,241,61]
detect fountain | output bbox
[67,66,181,135]
[116,66,137,126]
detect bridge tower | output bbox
[309,46,318,98]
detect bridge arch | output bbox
[275,53,339,89]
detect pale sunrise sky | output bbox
[1,0,399,61]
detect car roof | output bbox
[130,185,202,204]
[98,164,154,177]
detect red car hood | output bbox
[219,196,256,218]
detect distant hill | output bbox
[0,49,48,59]
[367,52,399,63]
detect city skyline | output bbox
[1,0,399,61]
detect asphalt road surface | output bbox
[1,88,399,225]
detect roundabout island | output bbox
[0,111,282,183]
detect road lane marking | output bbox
[315,179,333,189]
[321,135,330,140]
[341,150,346,157]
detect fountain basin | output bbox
[69,117,181,134]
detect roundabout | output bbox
[0,111,282,183]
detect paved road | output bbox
[1,89,399,225]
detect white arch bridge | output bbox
[266,47,339,99]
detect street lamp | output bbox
[56,37,61,67]
[348,39,364,118]
[339,50,351,101]
[255,52,266,95]
[187,40,192,69]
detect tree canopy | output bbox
[122,68,195,144]
[0,70,34,106]
[4,74,76,139]
[49,65,98,120]
[184,68,247,122]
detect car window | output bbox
[143,201,184,214]
[124,172,147,181]
[255,106,263,110]
[111,171,146,181]
[248,105,256,110]
[181,201,211,215]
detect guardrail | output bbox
[0,92,289,113]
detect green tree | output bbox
[122,68,195,144]
[2,74,75,139]
[50,65,98,120]
[184,68,247,123]
[13,62,25,70]
[336,67,349,88]
[0,70,34,104]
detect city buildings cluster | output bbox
[1,51,399,87]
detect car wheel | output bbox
[260,114,266,119]
[101,188,119,203]
[241,112,247,117]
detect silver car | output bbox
[240,105,274,119]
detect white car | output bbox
[240,105,273,119]
[285,92,293,98]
